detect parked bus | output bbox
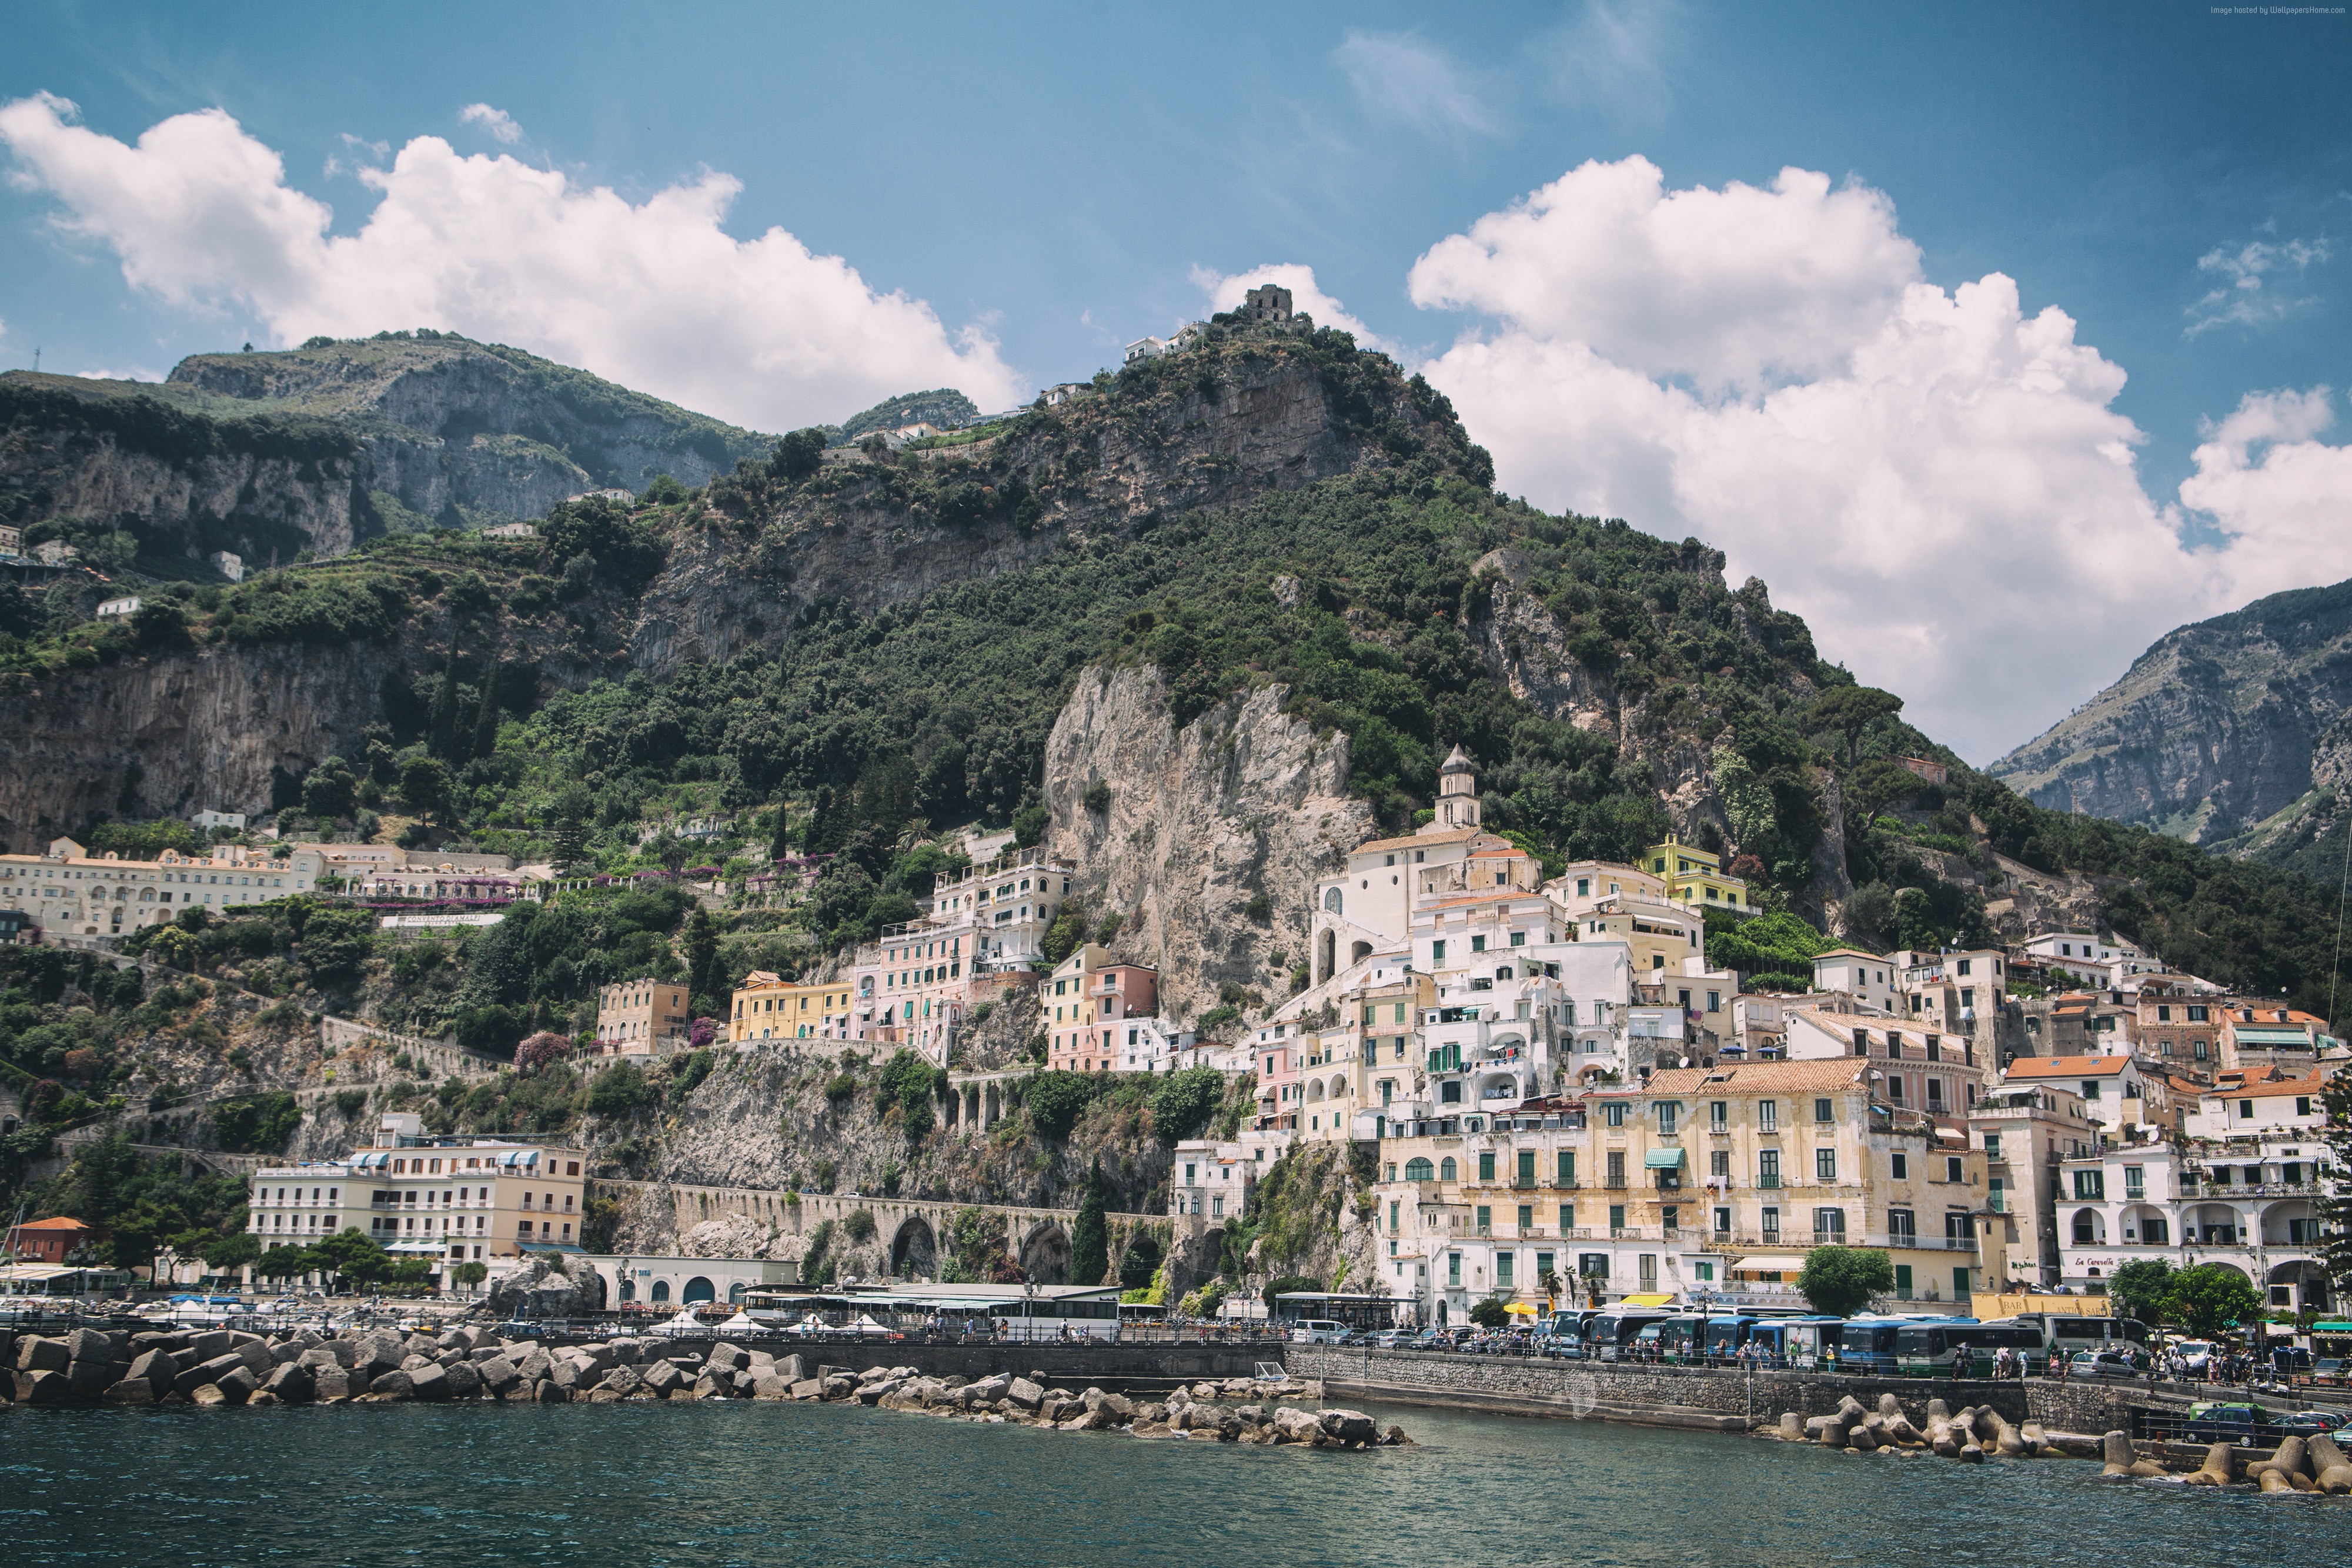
[1892,1321,2046,1376]
[1829,1315,1973,1373]
[2003,1312,2149,1362]
[1746,1317,1845,1368]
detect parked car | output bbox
[2177,1402,2344,1443]
[2069,1350,2139,1382]
[1288,1319,1348,1346]
[2173,1340,2215,1373]
[1370,1329,1414,1349]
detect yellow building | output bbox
[1644,834,1750,910]
[729,971,856,1043]
[1371,1057,1989,1317]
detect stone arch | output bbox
[1318,928,1336,985]
[1305,1079,1325,1104]
[2069,1208,2104,1245]
[683,1276,716,1304]
[1328,1074,1349,1099]
[650,1279,671,1303]
[1350,940,1372,968]
[892,1214,938,1278]
[729,1281,748,1303]
[1020,1220,1070,1285]
[984,1084,1002,1126]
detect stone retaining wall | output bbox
[1287,1348,2030,1431]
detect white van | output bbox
[1289,1319,1348,1345]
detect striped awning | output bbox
[1643,1147,1686,1169]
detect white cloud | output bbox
[2186,236,2330,335]
[1332,31,1499,141]
[457,103,523,145]
[1411,156,2352,762]
[1189,262,1394,353]
[0,93,1024,432]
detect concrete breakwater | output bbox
[4,1324,1405,1453]
[1286,1346,2197,1437]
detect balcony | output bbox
[1757,1174,1783,1190]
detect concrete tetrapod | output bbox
[2253,1436,2311,1493]
[2310,1433,2352,1495]
[2182,1442,2238,1487]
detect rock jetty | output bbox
[4,1325,1411,1450]
[1768,1393,2350,1496]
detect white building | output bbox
[1812,948,1898,1014]
[190,810,248,831]
[208,550,245,581]
[95,596,141,618]
[0,837,321,938]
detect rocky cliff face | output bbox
[1042,663,1373,1023]
[1990,576,2352,855]
[0,335,773,564]
[629,343,1445,678]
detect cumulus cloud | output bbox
[2186,236,2330,335]
[0,93,1024,432]
[457,103,523,144]
[1411,157,2352,761]
[1333,31,1499,140]
[1190,262,1394,352]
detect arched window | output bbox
[2071,1209,2100,1245]
[1439,1157,1458,1181]
[1405,1158,1434,1181]
[683,1276,716,1303]
[1324,887,1342,915]
[650,1279,671,1303]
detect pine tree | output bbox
[1069,1158,1110,1286]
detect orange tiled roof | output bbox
[1645,1059,1874,1095]
[2003,1055,2133,1078]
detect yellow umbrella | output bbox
[1504,1301,1540,1315]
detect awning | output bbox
[1621,1293,1676,1308]
[1729,1255,1807,1272]
[1643,1147,1686,1169]
[353,1151,389,1169]
[496,1149,540,1168]
[385,1239,455,1253]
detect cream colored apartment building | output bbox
[729,971,856,1044]
[0,837,322,939]
[1372,1057,1990,1320]
[250,1114,589,1274]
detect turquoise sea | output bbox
[2,1398,2341,1566]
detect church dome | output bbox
[1439,745,1475,777]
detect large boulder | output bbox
[1006,1377,1045,1411]
[1318,1409,1378,1446]
[442,1360,483,1399]
[641,1360,684,1396]
[313,1366,355,1403]
[371,1369,416,1401]
[262,1362,316,1403]
[477,1356,523,1396]
[705,1343,748,1373]
[211,1364,259,1405]
[15,1336,68,1373]
[486,1253,607,1322]
[752,1376,795,1401]
[600,1365,644,1399]
[176,1353,249,1400]
[408,1363,453,1402]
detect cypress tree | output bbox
[1069,1158,1110,1287]
[470,656,502,761]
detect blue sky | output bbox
[4,1,2348,757]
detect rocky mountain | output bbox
[0,331,774,571]
[1989,577,2352,863]
[6,311,2349,1022]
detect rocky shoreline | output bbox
[4,1324,1410,1449]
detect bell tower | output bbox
[1430,744,1480,833]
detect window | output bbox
[1815,1148,1837,1182]
[1813,1098,1833,1124]
[1448,1253,1462,1288]
[1605,1102,1626,1128]
[1432,940,1446,965]
[2239,1100,2254,1120]
[1475,1205,1491,1233]
[1496,1253,1514,1288]
[1471,935,1486,954]
[1813,1208,1846,1241]
[1439,1157,1458,1181]
[1982,1133,2001,1161]
[1609,1204,1626,1233]
[1761,1206,1780,1235]
[1758,1149,1781,1188]
[1946,1156,1964,1183]
[1518,1150,1536,1186]
[1710,1101,1728,1132]
[1887,1208,1915,1242]
[1758,1100,1778,1132]
[2072,1169,2104,1200]
[1559,1203,1574,1231]
[1479,1152,1496,1182]
[1658,1102,1679,1135]
[1709,1149,1730,1179]
[1517,1203,1533,1231]
[2082,1081,2102,1101]
[1405,1157,1434,1181]
[1557,1151,1576,1186]
[2123,1166,2144,1199]
[2141,1217,2169,1245]
[1607,1151,1626,1186]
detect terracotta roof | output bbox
[2227,1007,2324,1026]
[1354,828,1495,854]
[9,1216,98,1232]
[2002,1055,2133,1078]
[2204,1071,2328,1101]
[1813,948,1885,962]
[1414,891,1548,911]
[1644,1059,1875,1095]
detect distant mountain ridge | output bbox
[0,331,776,569]
[1990,576,2352,864]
